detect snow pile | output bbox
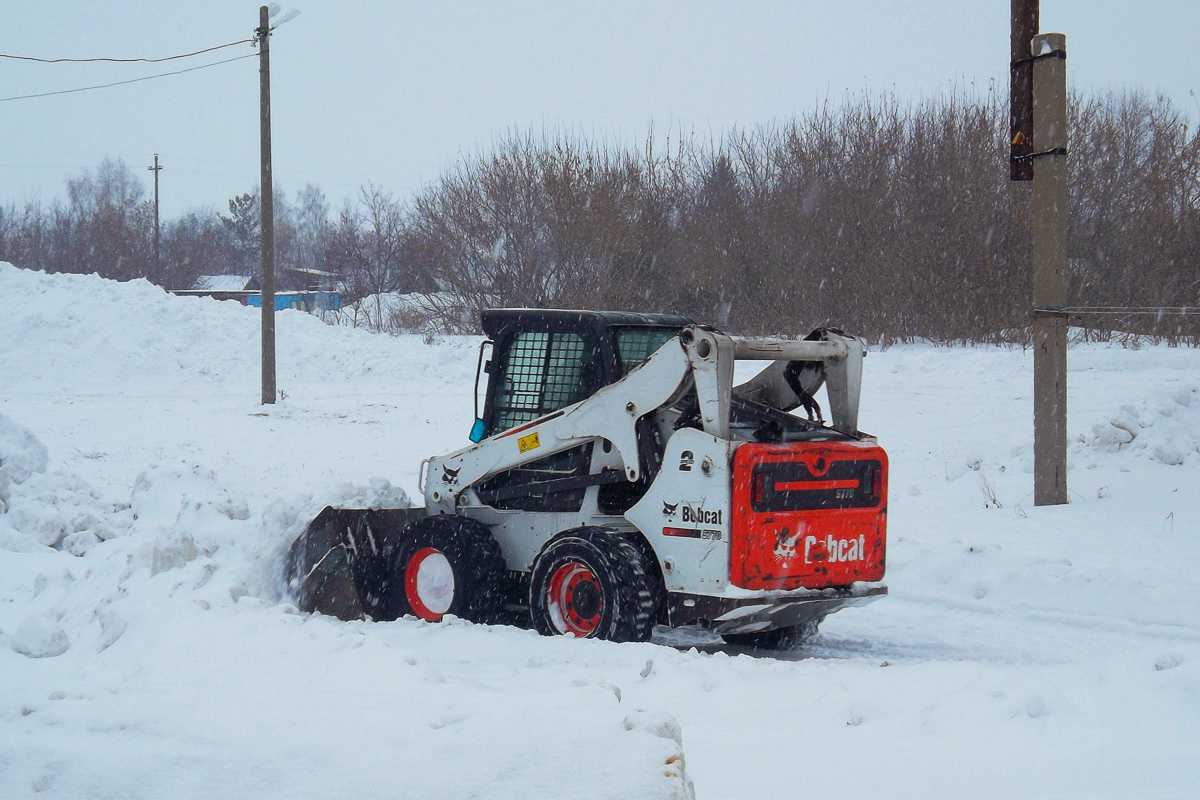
[0,413,45,517]
[0,266,480,400]
[10,613,72,659]
[324,476,414,510]
[0,265,693,800]
[0,413,124,554]
[0,412,48,487]
[1081,385,1200,465]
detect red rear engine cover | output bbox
[731,440,887,590]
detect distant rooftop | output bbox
[193,275,252,292]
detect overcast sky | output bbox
[2,1,1196,218]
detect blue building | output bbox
[179,272,341,314]
[246,291,341,312]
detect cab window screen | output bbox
[616,328,678,375]
[493,332,591,433]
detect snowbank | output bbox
[1081,386,1200,465]
[0,412,121,554]
[2,262,1198,799]
[0,412,48,486]
[0,265,692,800]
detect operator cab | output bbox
[471,309,693,441]
[470,308,857,449]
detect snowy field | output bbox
[2,263,1198,799]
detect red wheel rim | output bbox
[546,561,603,636]
[405,547,455,621]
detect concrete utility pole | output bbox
[1031,32,1069,505]
[147,154,162,275]
[257,5,277,405]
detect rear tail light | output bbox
[870,465,883,503]
[752,471,767,505]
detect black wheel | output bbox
[720,620,820,650]
[387,515,507,624]
[529,527,661,642]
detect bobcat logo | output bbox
[441,466,461,486]
[774,527,802,560]
[662,501,679,517]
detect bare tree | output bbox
[323,186,428,327]
[2,92,1195,344]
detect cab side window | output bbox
[616,328,680,375]
[491,331,594,434]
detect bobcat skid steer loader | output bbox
[286,309,887,649]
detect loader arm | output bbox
[729,331,864,435]
[425,336,693,514]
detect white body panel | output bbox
[464,504,617,574]
[624,428,736,593]
[455,429,737,596]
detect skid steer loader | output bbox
[286,309,887,648]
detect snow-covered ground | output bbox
[1,263,1197,799]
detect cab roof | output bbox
[481,308,695,340]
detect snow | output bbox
[2,262,1199,798]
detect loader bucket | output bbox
[284,507,363,620]
[284,506,426,621]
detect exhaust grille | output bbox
[750,459,883,512]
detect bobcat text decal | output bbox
[803,534,867,564]
[663,501,723,526]
[681,505,722,525]
[772,527,867,564]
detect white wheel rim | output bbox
[414,551,455,615]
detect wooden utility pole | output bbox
[1031,32,1069,505]
[1009,0,1038,181]
[147,153,162,275]
[257,5,277,405]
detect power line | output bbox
[0,53,255,103]
[1061,307,1200,317]
[0,38,254,65]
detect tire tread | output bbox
[530,527,661,642]
[389,514,507,624]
